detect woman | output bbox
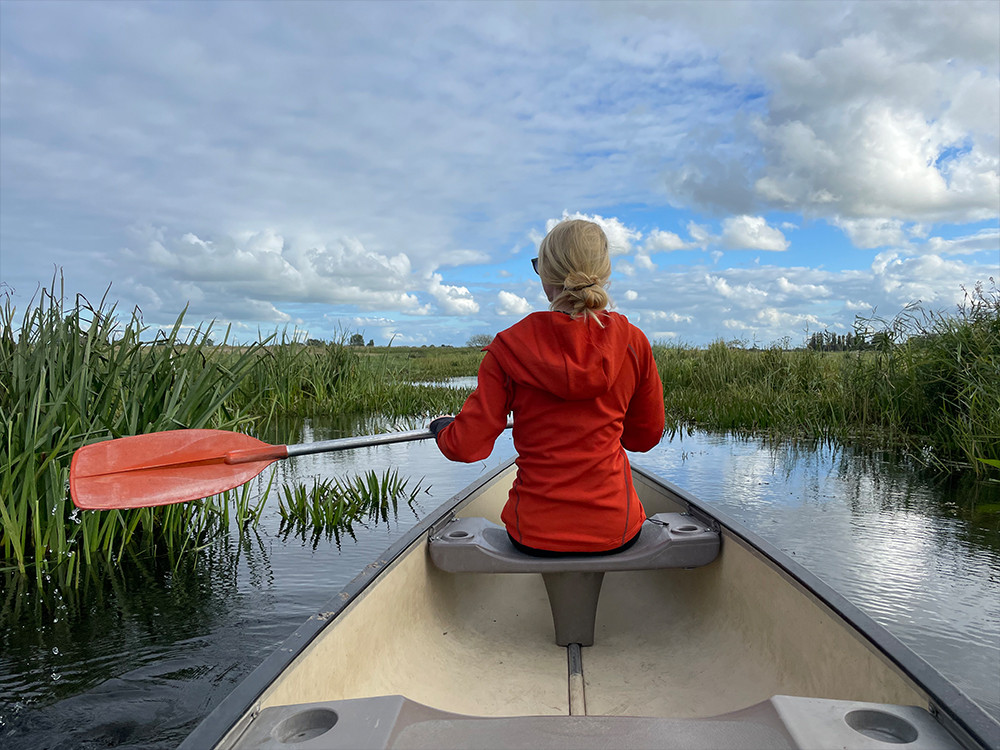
[430,219,665,555]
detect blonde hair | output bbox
[537,220,612,324]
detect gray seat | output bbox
[428,513,720,646]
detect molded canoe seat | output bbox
[429,513,719,573]
[428,514,719,645]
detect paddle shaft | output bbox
[226,420,513,464]
[226,427,438,464]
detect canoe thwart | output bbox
[428,514,720,645]
[226,694,964,749]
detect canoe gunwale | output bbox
[181,458,1000,750]
[631,465,999,750]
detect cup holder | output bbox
[845,709,918,744]
[671,524,701,533]
[446,530,471,539]
[272,708,339,743]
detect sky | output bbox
[1,0,998,348]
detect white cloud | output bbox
[833,218,908,249]
[633,253,656,271]
[872,252,983,305]
[431,249,492,268]
[751,32,999,223]
[623,289,638,301]
[754,307,825,331]
[428,273,479,315]
[687,222,714,248]
[845,299,873,311]
[705,274,769,302]
[645,310,694,323]
[644,229,688,252]
[775,276,830,299]
[119,227,425,323]
[496,290,533,316]
[923,229,1000,257]
[720,216,789,251]
[342,315,398,329]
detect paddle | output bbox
[70,423,495,510]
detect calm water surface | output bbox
[1,424,998,749]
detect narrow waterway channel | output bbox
[1,424,998,749]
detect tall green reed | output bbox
[654,280,999,473]
[2,279,476,588]
[843,280,999,472]
[0,277,266,586]
[655,341,844,438]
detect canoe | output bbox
[180,458,1000,750]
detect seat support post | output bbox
[541,571,605,647]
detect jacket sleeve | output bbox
[436,351,511,463]
[620,335,665,453]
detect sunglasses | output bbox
[531,257,539,275]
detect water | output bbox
[1,427,998,749]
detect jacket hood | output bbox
[485,311,633,401]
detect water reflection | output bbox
[631,432,1000,720]
[0,528,276,748]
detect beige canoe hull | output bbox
[185,459,996,749]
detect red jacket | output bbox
[436,311,665,552]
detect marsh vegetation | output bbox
[1,277,996,585]
[653,280,999,475]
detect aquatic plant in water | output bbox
[278,469,426,547]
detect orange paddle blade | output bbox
[70,429,287,510]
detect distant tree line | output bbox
[804,330,894,352]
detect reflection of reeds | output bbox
[278,470,425,546]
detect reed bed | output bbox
[655,280,1000,474]
[1,279,467,586]
[277,469,425,547]
[0,279,273,587]
[230,340,473,419]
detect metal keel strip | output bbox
[567,643,587,716]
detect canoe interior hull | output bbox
[186,460,997,750]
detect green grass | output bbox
[356,344,485,381]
